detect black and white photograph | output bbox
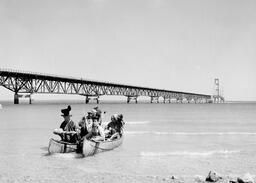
[0,0,256,182]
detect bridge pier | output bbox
[85,95,99,104]
[14,93,33,104]
[150,96,159,103]
[176,98,183,103]
[127,96,138,103]
[14,92,19,104]
[163,97,171,103]
[29,95,32,104]
[85,96,90,104]
[213,96,225,103]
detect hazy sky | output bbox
[0,0,256,101]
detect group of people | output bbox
[55,105,124,145]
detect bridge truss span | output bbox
[0,69,211,104]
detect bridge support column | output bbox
[14,92,19,104]
[29,94,32,104]
[85,96,90,104]
[15,93,33,104]
[176,98,183,103]
[150,96,159,103]
[127,96,138,104]
[85,95,100,104]
[163,98,170,103]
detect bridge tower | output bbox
[215,78,220,103]
[213,78,224,103]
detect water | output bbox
[0,102,256,182]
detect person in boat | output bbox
[105,114,124,140]
[91,106,106,125]
[83,111,94,133]
[76,116,91,153]
[78,116,89,139]
[86,118,105,141]
[59,105,79,143]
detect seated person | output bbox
[86,120,105,141]
[91,106,106,125]
[105,114,124,140]
[57,105,79,143]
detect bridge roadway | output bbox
[0,69,211,104]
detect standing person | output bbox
[76,116,90,153]
[78,116,89,139]
[59,105,78,143]
[85,111,94,132]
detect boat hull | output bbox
[48,138,77,154]
[82,137,123,157]
[48,136,123,156]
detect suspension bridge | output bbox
[0,68,219,104]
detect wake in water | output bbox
[125,121,150,125]
[140,150,240,157]
[125,131,256,135]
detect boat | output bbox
[48,136,123,155]
[82,136,123,157]
[48,138,77,154]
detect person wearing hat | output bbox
[59,105,78,143]
[92,106,106,125]
[104,114,124,140]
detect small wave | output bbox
[140,150,240,157]
[125,121,150,125]
[125,131,256,135]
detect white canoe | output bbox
[48,138,77,154]
[82,136,123,157]
[48,136,123,155]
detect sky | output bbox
[0,0,256,101]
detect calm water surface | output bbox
[0,102,256,182]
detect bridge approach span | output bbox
[0,69,211,104]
